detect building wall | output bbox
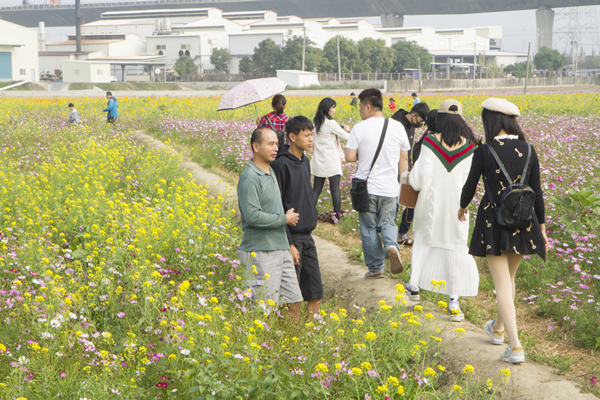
[146,35,202,69]
[62,61,111,83]
[0,20,39,82]
[39,55,70,74]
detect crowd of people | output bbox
[238,88,549,365]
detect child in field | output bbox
[349,92,358,108]
[68,103,80,125]
[272,116,322,319]
[388,98,397,113]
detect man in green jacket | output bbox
[237,127,302,319]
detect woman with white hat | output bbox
[459,98,549,364]
[406,99,480,321]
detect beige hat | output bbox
[438,99,463,115]
[481,98,520,116]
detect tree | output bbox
[277,34,327,72]
[239,56,255,74]
[356,38,393,73]
[533,46,567,70]
[390,41,431,72]
[252,39,281,74]
[210,48,231,73]
[174,55,198,81]
[504,62,532,78]
[323,36,360,73]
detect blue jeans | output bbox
[358,195,401,273]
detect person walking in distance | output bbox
[68,103,80,125]
[411,92,421,105]
[345,88,409,278]
[311,97,351,221]
[272,116,323,319]
[237,127,303,319]
[103,91,118,124]
[391,102,430,246]
[257,94,289,147]
[460,98,549,363]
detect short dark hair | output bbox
[424,109,438,133]
[389,98,395,102]
[250,127,272,150]
[286,116,314,137]
[350,92,355,96]
[410,102,430,121]
[68,103,74,107]
[106,91,112,96]
[411,93,418,97]
[358,88,383,111]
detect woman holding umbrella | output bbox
[257,94,289,146]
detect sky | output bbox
[4,0,600,54]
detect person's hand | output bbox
[343,124,350,132]
[286,208,299,226]
[255,117,261,127]
[540,223,550,251]
[458,207,468,222]
[290,244,300,265]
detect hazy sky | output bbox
[5,1,600,54]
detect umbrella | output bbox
[217,77,287,116]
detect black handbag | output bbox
[350,119,389,212]
[483,143,536,229]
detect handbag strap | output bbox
[264,114,276,131]
[366,119,389,181]
[482,142,532,208]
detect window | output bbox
[20,69,26,75]
[208,39,217,46]
[178,50,184,57]
[74,69,80,75]
[185,50,190,56]
[97,69,103,75]
[156,44,166,50]
[181,44,191,50]
[158,51,164,56]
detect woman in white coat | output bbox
[406,99,480,321]
[311,98,350,219]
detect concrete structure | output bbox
[277,70,319,88]
[45,33,146,57]
[39,50,102,75]
[61,60,111,83]
[0,20,39,82]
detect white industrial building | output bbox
[61,60,111,83]
[39,7,525,77]
[0,19,39,82]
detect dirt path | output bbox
[131,130,597,400]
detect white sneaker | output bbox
[483,319,505,345]
[449,302,464,322]
[404,283,420,301]
[501,343,525,364]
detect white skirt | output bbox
[410,241,479,297]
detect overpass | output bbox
[2,0,600,48]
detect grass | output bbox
[68,83,95,90]
[96,82,183,91]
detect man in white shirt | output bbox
[345,89,410,279]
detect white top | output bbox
[409,144,473,252]
[346,117,410,197]
[311,118,349,178]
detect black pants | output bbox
[398,207,414,237]
[290,233,323,301]
[313,175,341,213]
[107,117,117,124]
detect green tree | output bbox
[390,41,431,72]
[277,34,327,72]
[504,62,533,78]
[174,55,198,81]
[210,48,232,73]
[533,46,567,70]
[252,39,281,74]
[356,38,393,73]
[323,36,360,73]
[238,56,255,74]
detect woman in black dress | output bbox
[458,98,549,364]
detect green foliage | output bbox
[503,61,533,78]
[174,55,198,81]
[323,36,360,73]
[356,38,393,73]
[278,34,327,72]
[549,188,600,232]
[210,48,232,73]
[391,41,431,72]
[238,56,255,74]
[533,47,567,71]
[252,38,281,74]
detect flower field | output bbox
[0,101,508,399]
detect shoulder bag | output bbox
[350,119,389,212]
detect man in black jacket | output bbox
[272,116,322,319]
[391,102,430,246]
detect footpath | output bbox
[131,130,597,400]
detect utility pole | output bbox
[472,42,476,90]
[524,42,531,94]
[337,35,341,81]
[417,57,421,92]
[302,25,306,72]
[75,0,82,54]
[575,41,579,84]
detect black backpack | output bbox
[483,143,536,229]
[264,115,286,147]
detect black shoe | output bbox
[404,283,420,301]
